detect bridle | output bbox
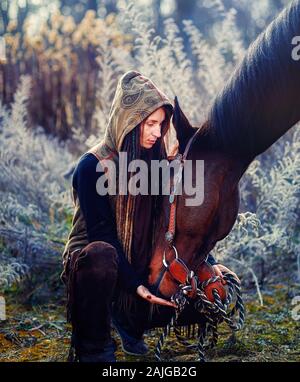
[162,128,204,299]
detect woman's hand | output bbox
[136,285,178,308]
[212,264,240,284]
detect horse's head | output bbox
[148,97,228,299]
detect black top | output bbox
[72,152,218,294]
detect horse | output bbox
[145,0,300,359]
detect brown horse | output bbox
[148,0,300,301]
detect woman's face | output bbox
[140,107,166,149]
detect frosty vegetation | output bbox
[0,76,73,288]
[0,1,299,301]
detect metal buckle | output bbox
[163,245,179,268]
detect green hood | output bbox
[99,70,174,155]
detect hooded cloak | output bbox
[62,71,173,278]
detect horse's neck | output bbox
[208,1,300,167]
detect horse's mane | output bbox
[197,0,300,164]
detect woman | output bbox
[61,70,231,362]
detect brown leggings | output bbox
[64,241,119,353]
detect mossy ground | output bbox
[0,284,299,362]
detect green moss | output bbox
[0,284,299,362]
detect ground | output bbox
[0,283,299,362]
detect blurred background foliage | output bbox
[0,0,292,139]
[1,4,131,139]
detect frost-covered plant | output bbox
[82,33,134,150]
[0,75,74,289]
[0,262,29,290]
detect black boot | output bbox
[68,331,117,362]
[112,317,149,356]
[77,339,117,362]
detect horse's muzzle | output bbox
[150,259,227,303]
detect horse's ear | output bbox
[172,96,195,153]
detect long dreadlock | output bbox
[115,105,173,266]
